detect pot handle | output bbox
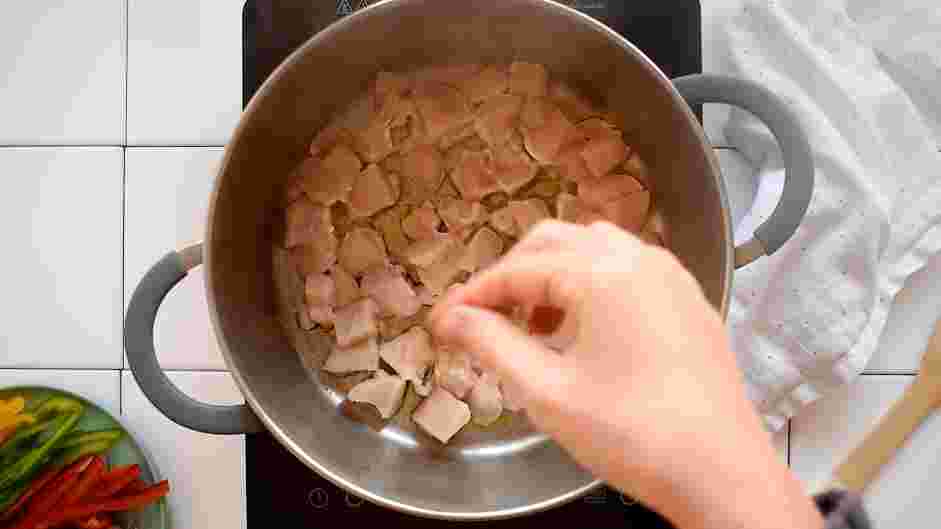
[672,74,814,268]
[125,243,264,434]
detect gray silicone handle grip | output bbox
[125,245,264,434]
[673,74,815,267]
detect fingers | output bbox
[505,220,588,259]
[433,305,568,402]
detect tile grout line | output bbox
[124,0,129,146]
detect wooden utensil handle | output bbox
[834,380,940,492]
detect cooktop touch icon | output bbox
[337,0,375,16]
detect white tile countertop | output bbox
[0,1,939,527]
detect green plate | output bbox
[0,386,169,529]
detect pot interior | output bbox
[206,0,730,518]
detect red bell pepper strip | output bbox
[59,456,105,507]
[10,456,93,529]
[116,478,148,496]
[87,464,141,500]
[33,480,169,529]
[0,467,61,522]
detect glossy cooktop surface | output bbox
[243,1,700,526]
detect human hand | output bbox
[430,221,821,529]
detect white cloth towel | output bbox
[712,0,941,429]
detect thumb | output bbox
[433,305,569,405]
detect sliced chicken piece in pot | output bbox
[413,80,473,143]
[622,151,650,188]
[434,349,479,399]
[354,92,421,162]
[520,97,577,164]
[380,327,435,384]
[518,178,562,200]
[416,239,467,295]
[304,273,336,326]
[360,266,421,318]
[348,371,407,419]
[451,150,500,201]
[598,190,651,233]
[290,241,338,278]
[464,65,509,105]
[459,227,504,273]
[492,142,538,194]
[401,203,443,241]
[415,286,437,307]
[349,164,399,218]
[297,309,316,331]
[398,144,444,205]
[379,307,430,341]
[579,129,630,179]
[323,336,380,374]
[309,122,355,158]
[508,61,548,98]
[556,193,605,225]
[284,197,333,249]
[332,265,360,307]
[338,227,388,277]
[414,64,482,87]
[300,144,362,206]
[489,199,551,238]
[438,122,478,151]
[372,204,411,257]
[412,387,472,443]
[436,197,487,233]
[467,373,504,426]
[401,236,460,268]
[578,172,644,209]
[474,94,523,148]
[333,298,381,347]
[555,140,593,183]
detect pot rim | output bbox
[205,0,733,520]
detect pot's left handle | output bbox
[125,243,264,435]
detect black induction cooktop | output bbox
[243,1,700,526]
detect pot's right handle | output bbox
[673,74,814,268]
[125,243,264,435]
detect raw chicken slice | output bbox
[508,62,548,97]
[464,65,509,104]
[300,144,362,205]
[297,309,315,331]
[451,150,500,201]
[438,122,478,151]
[416,239,466,294]
[520,97,577,164]
[379,307,430,341]
[401,203,443,241]
[414,64,482,86]
[474,94,523,147]
[416,286,437,306]
[622,151,650,188]
[309,123,355,158]
[305,273,336,326]
[348,371,407,419]
[372,204,411,257]
[598,190,651,233]
[338,228,388,276]
[578,172,645,209]
[401,236,460,268]
[489,200,550,237]
[380,327,435,384]
[413,80,473,143]
[333,298,380,347]
[354,92,420,162]
[580,130,630,179]
[284,197,333,249]
[518,178,562,200]
[360,266,421,318]
[555,141,593,183]
[556,193,605,225]
[290,241,338,278]
[332,265,360,306]
[492,143,538,194]
[436,197,488,233]
[374,71,413,97]
[350,164,399,218]
[459,227,504,273]
[549,80,597,122]
[400,144,444,205]
[413,387,472,443]
[434,349,479,399]
[322,336,379,373]
[467,373,504,426]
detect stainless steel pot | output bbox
[125,0,813,520]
